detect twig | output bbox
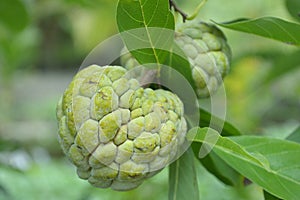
[169,0,188,22]
[186,0,208,20]
[169,0,208,22]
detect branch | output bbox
[169,0,188,22]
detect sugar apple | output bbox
[120,21,231,98]
[56,65,187,191]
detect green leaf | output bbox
[264,190,282,200]
[116,0,195,88]
[286,0,300,22]
[231,136,300,200]
[191,108,243,186]
[169,148,199,200]
[187,128,300,200]
[0,0,29,33]
[199,108,241,136]
[117,0,175,64]
[196,150,242,186]
[215,17,300,46]
[286,126,300,143]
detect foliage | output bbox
[0,0,299,199]
[215,17,300,46]
[116,0,300,199]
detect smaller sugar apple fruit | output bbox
[56,65,187,191]
[120,21,231,98]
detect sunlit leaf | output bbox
[286,126,300,143]
[117,0,174,64]
[187,128,300,200]
[191,109,242,186]
[116,0,194,87]
[215,17,300,46]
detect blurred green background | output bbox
[0,0,299,199]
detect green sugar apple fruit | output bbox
[56,65,187,191]
[121,21,231,98]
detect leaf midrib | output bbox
[138,0,161,65]
[216,145,300,184]
[188,131,300,186]
[212,139,300,186]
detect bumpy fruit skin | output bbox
[121,21,231,98]
[176,21,231,97]
[56,65,187,191]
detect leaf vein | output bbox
[265,18,298,44]
[138,0,161,65]
[146,0,159,26]
[121,6,143,23]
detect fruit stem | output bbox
[169,0,188,22]
[186,0,208,20]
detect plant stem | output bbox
[169,0,208,22]
[169,0,188,22]
[186,0,208,20]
